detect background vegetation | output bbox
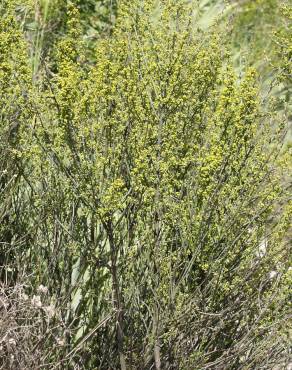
[0,0,291,369]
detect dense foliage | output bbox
[0,0,291,369]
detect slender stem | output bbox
[107,220,127,370]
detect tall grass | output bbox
[31,0,51,80]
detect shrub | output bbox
[1,0,291,368]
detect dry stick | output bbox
[153,305,161,370]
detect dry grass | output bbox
[0,282,66,370]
